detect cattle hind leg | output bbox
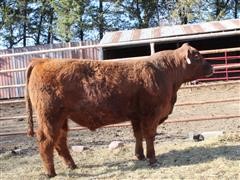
[54,120,77,169]
[37,128,56,178]
[36,111,67,177]
[142,121,158,165]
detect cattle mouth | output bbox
[205,70,213,78]
[203,62,213,78]
[205,67,213,77]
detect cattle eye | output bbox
[193,53,201,61]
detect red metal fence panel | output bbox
[0,41,99,99]
[0,45,239,99]
[197,49,240,82]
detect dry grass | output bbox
[1,133,240,180]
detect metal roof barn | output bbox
[100,19,240,60]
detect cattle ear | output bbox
[186,49,192,64]
[182,43,189,47]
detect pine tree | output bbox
[0,0,21,48]
[115,0,159,28]
[0,0,239,48]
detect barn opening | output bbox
[102,34,240,60]
[100,19,240,82]
[100,19,240,60]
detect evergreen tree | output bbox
[169,0,204,24]
[30,0,56,45]
[0,0,24,48]
[0,0,239,48]
[115,0,159,28]
[71,0,90,41]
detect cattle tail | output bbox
[25,62,36,137]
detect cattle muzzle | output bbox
[203,61,213,78]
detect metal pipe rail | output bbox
[1,47,240,74]
[0,97,239,120]
[0,73,239,90]
[1,62,239,75]
[0,80,239,98]
[1,85,239,136]
[0,114,239,136]
[0,46,239,98]
[213,64,240,70]
[200,47,240,54]
[0,64,239,90]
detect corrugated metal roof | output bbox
[100,19,240,45]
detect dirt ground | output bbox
[1,131,240,179]
[0,81,240,179]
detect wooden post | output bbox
[150,43,155,55]
[99,48,104,60]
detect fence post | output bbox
[225,51,228,81]
[150,43,155,55]
[69,42,72,59]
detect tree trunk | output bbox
[9,26,14,48]
[98,0,104,39]
[80,29,84,41]
[215,0,220,18]
[36,0,46,45]
[136,0,144,28]
[179,7,188,24]
[36,14,43,45]
[47,9,54,44]
[79,16,84,41]
[23,0,28,47]
[234,0,238,18]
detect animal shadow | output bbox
[94,144,240,170]
[59,145,240,178]
[156,145,240,167]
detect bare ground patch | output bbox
[1,133,240,180]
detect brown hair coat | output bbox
[26,43,212,177]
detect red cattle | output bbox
[26,43,213,177]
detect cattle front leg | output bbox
[54,121,76,169]
[131,120,145,160]
[142,123,158,165]
[145,136,157,165]
[37,130,56,178]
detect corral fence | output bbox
[0,42,240,136]
[0,41,99,99]
[0,80,240,136]
[199,48,240,82]
[0,41,239,99]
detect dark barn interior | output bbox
[103,35,240,60]
[100,19,240,81]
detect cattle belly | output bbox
[69,110,130,131]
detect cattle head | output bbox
[179,43,213,81]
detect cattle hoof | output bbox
[136,154,146,161]
[149,162,160,168]
[149,159,158,166]
[47,173,57,178]
[68,164,77,170]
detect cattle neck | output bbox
[150,50,187,90]
[173,49,191,85]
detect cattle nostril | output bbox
[203,62,213,77]
[206,66,213,77]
